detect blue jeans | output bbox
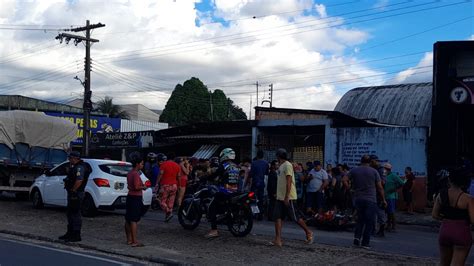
[354,199,377,246]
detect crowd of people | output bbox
[127,149,419,244]
[56,148,474,264]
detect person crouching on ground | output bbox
[270,148,313,247]
[125,151,147,247]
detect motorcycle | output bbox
[178,185,258,237]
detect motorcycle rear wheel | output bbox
[228,206,253,237]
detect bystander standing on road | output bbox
[403,167,416,215]
[369,155,387,237]
[176,157,191,209]
[240,158,252,192]
[348,155,386,249]
[158,154,181,222]
[125,152,146,247]
[250,151,269,220]
[306,161,328,215]
[432,168,474,266]
[267,160,278,221]
[59,151,91,243]
[384,163,405,232]
[270,148,313,247]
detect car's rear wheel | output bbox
[81,193,97,217]
[31,189,44,209]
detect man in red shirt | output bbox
[157,154,181,222]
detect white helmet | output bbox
[219,148,235,162]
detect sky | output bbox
[0,0,473,118]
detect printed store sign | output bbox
[45,112,121,144]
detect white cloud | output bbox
[391,52,433,84]
[0,0,381,117]
[314,4,327,18]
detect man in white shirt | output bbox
[306,160,328,215]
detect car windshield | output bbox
[99,164,132,177]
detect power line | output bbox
[95,0,417,60]
[207,51,428,87]
[99,1,465,63]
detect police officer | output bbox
[58,151,91,242]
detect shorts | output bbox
[386,199,397,214]
[439,219,472,247]
[306,191,325,210]
[125,195,144,223]
[403,190,413,204]
[179,177,187,188]
[273,200,303,222]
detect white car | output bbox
[29,159,153,217]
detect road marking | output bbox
[1,238,132,266]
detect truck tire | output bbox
[81,193,97,217]
[31,189,44,209]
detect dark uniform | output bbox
[62,159,90,242]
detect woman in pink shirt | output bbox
[125,152,146,247]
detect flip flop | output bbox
[127,241,133,245]
[267,241,282,247]
[305,232,314,245]
[204,232,219,239]
[131,242,145,247]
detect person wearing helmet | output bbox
[205,148,240,238]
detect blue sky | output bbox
[195,0,473,78]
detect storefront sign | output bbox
[46,112,121,144]
[90,131,154,148]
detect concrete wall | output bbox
[332,127,428,210]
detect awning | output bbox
[167,134,251,140]
[192,144,220,159]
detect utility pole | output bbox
[209,92,214,121]
[249,96,252,120]
[55,20,105,157]
[269,83,273,107]
[255,81,259,108]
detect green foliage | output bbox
[160,77,247,126]
[96,96,129,119]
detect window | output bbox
[50,163,69,176]
[99,164,132,177]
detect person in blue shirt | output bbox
[250,150,269,220]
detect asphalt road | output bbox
[142,210,474,263]
[0,236,144,266]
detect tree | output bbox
[96,96,129,119]
[160,77,247,126]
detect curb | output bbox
[0,229,184,266]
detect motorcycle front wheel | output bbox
[228,205,253,237]
[178,198,202,230]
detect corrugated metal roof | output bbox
[334,83,432,127]
[167,134,251,139]
[192,144,220,159]
[120,119,168,132]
